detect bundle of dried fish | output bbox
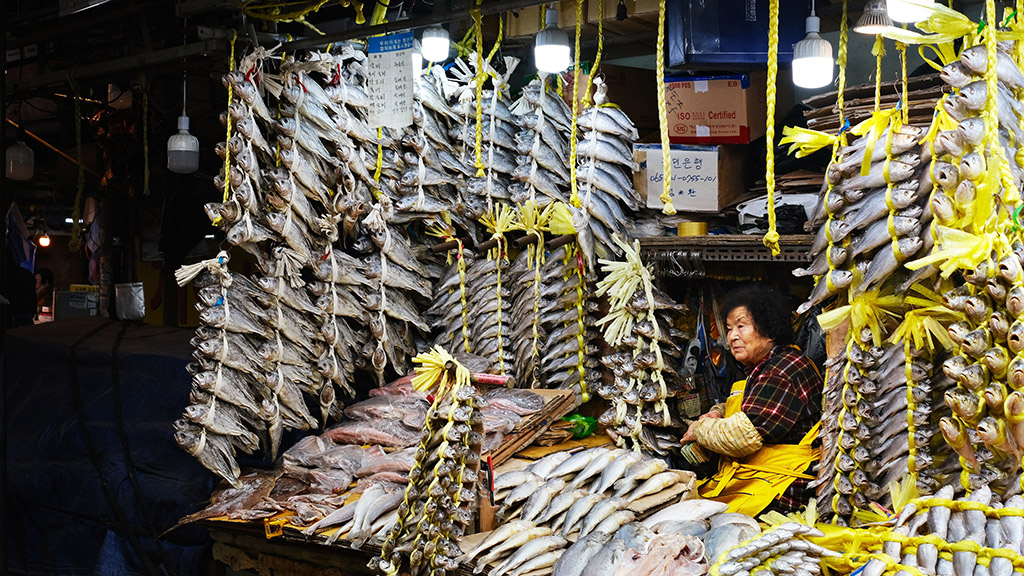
[573,77,642,262]
[372,350,484,576]
[594,236,688,451]
[509,76,574,210]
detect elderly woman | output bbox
[682,285,823,516]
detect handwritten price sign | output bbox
[366,31,414,129]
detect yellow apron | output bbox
[697,379,821,517]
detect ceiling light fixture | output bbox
[792,1,834,88]
[854,0,894,34]
[38,233,51,248]
[168,27,199,174]
[5,140,34,181]
[421,26,450,63]
[535,7,571,74]
[887,0,934,23]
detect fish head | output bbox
[1008,287,1024,318]
[954,179,976,205]
[961,81,987,107]
[892,216,919,237]
[183,404,206,423]
[990,310,1010,334]
[958,117,984,143]
[198,306,224,327]
[939,416,964,444]
[259,398,279,420]
[941,61,973,87]
[1005,391,1024,421]
[976,417,1001,444]
[897,237,924,258]
[999,254,1023,282]
[964,294,992,318]
[959,363,990,392]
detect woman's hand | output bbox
[682,410,722,443]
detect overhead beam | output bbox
[7,39,229,95]
[281,0,561,52]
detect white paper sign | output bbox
[639,145,721,212]
[366,31,414,129]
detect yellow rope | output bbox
[837,0,848,137]
[569,0,583,207]
[762,0,780,255]
[373,127,383,185]
[899,41,908,124]
[874,35,884,112]
[655,0,675,215]
[473,8,485,177]
[216,30,238,226]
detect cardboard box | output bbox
[506,1,585,38]
[665,72,767,145]
[635,144,747,213]
[54,290,99,320]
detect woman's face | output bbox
[726,306,774,367]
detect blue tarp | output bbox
[4,318,218,576]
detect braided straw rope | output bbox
[655,0,675,214]
[569,0,584,207]
[762,0,780,255]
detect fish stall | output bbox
[158,0,1024,576]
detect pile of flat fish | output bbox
[480,388,544,452]
[459,497,757,576]
[573,77,643,260]
[490,447,688,535]
[595,237,689,452]
[372,380,485,576]
[813,337,957,525]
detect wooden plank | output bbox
[637,234,814,249]
[485,389,579,466]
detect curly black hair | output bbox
[722,285,795,346]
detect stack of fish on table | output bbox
[594,236,691,453]
[461,477,759,576]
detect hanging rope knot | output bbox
[175,251,231,287]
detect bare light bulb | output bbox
[887,0,934,23]
[792,15,834,88]
[421,27,450,63]
[38,234,51,248]
[535,9,571,74]
[167,115,200,174]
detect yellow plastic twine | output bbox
[473,8,486,177]
[655,0,675,215]
[569,0,584,207]
[874,35,885,113]
[215,30,239,229]
[481,204,515,375]
[427,219,471,354]
[762,0,781,256]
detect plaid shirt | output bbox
[741,345,823,514]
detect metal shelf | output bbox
[639,234,814,271]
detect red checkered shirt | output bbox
[741,345,823,515]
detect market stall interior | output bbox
[9,0,1024,575]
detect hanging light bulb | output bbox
[5,140,34,181]
[421,26,450,63]
[887,0,933,23]
[38,233,51,248]
[854,0,894,34]
[168,74,199,174]
[535,7,571,74]
[792,2,834,89]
